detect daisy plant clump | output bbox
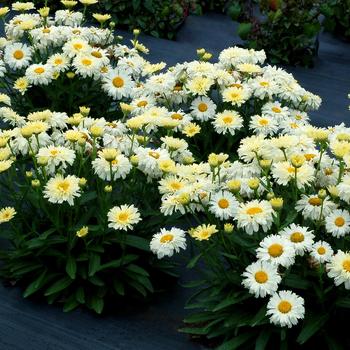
[134,46,321,161]
[0,2,165,117]
[0,103,193,314]
[150,122,350,348]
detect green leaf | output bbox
[79,191,97,205]
[113,279,125,296]
[125,235,150,251]
[335,297,350,308]
[250,305,267,327]
[126,264,149,276]
[23,269,47,298]
[217,332,255,350]
[88,253,101,277]
[237,23,252,40]
[44,276,73,296]
[66,256,77,280]
[212,293,250,312]
[76,287,85,304]
[255,329,272,350]
[297,313,329,344]
[63,297,79,312]
[97,254,138,272]
[186,253,202,269]
[89,296,104,314]
[179,327,208,335]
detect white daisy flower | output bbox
[150,227,187,259]
[327,250,350,289]
[222,86,250,107]
[242,260,281,298]
[266,290,305,328]
[37,146,76,174]
[212,110,243,135]
[236,200,274,235]
[279,224,314,256]
[325,209,350,238]
[25,63,54,85]
[43,174,81,206]
[310,241,333,263]
[256,235,295,268]
[62,38,90,58]
[262,101,289,121]
[209,191,238,220]
[102,68,134,100]
[249,115,279,136]
[4,42,32,70]
[107,204,141,231]
[73,54,102,78]
[296,194,337,221]
[190,96,216,122]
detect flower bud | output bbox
[76,226,88,238]
[104,185,113,193]
[224,223,234,233]
[79,177,87,187]
[31,179,40,188]
[270,197,283,210]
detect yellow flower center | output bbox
[34,67,45,74]
[50,149,58,156]
[246,207,263,215]
[290,232,304,243]
[304,153,316,161]
[223,116,233,124]
[272,107,281,113]
[254,271,268,284]
[295,115,302,120]
[198,103,208,112]
[73,43,83,50]
[160,234,174,243]
[335,217,345,227]
[324,168,333,176]
[54,58,63,65]
[231,83,242,88]
[218,198,229,209]
[91,51,102,58]
[72,29,81,35]
[260,81,269,87]
[343,259,350,272]
[170,182,182,190]
[112,76,124,88]
[317,246,326,255]
[13,50,24,60]
[278,300,292,314]
[82,58,92,66]
[308,197,322,206]
[174,84,182,91]
[111,159,119,165]
[42,28,51,34]
[259,119,269,126]
[118,212,129,222]
[148,151,160,159]
[290,122,299,129]
[268,243,284,257]
[137,100,148,108]
[57,181,69,192]
[171,113,183,120]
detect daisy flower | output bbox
[212,110,243,135]
[327,250,350,289]
[296,194,337,221]
[92,153,132,181]
[271,161,315,189]
[25,64,54,85]
[209,191,238,220]
[279,224,314,256]
[62,38,90,58]
[73,54,102,78]
[0,207,16,224]
[256,235,295,268]
[150,227,187,259]
[190,96,216,122]
[262,101,289,120]
[37,146,76,174]
[102,68,133,100]
[107,204,141,231]
[44,174,81,206]
[266,290,305,328]
[4,43,32,70]
[222,86,250,106]
[310,241,333,264]
[189,224,218,241]
[186,76,214,96]
[236,200,274,235]
[249,115,279,136]
[325,209,350,238]
[242,260,281,298]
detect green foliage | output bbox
[321,0,350,41]
[0,164,179,314]
[237,0,323,67]
[182,229,350,349]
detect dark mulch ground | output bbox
[0,11,350,350]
